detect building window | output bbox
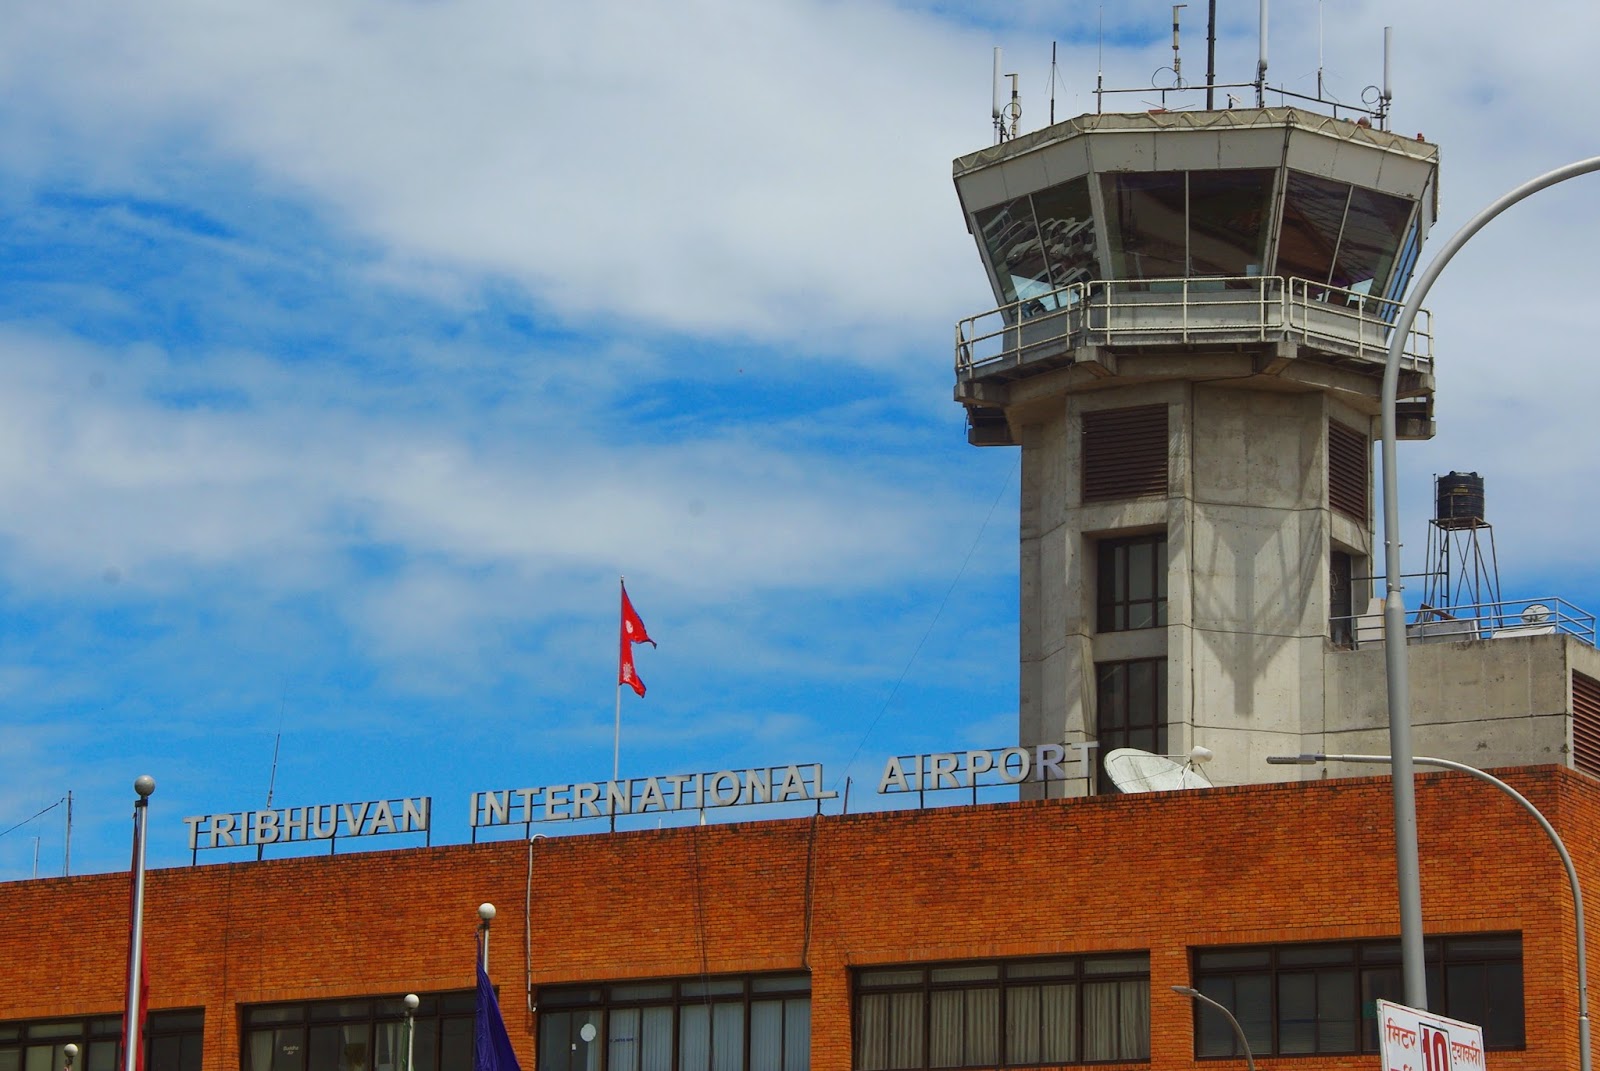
[538,973,809,1071]
[853,954,1149,1070]
[244,994,473,1071]
[1189,935,1524,1057]
[0,1012,202,1071]
[1098,534,1168,632]
[1096,659,1167,792]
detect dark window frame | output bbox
[0,1011,202,1071]
[1188,935,1525,1058]
[1096,659,1168,793]
[853,954,1151,1070]
[242,993,474,1071]
[1097,533,1168,633]
[537,972,809,1071]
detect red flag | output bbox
[619,582,655,697]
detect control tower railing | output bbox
[955,276,1433,381]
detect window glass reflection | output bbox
[974,198,1051,306]
[1188,170,1274,279]
[1030,178,1098,290]
[1103,173,1186,280]
[1332,186,1413,297]
[1277,172,1350,289]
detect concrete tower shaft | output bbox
[950,108,1442,794]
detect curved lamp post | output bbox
[1270,752,1589,1071]
[1172,985,1256,1071]
[1377,155,1600,1013]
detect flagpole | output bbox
[614,577,624,785]
[124,775,155,1071]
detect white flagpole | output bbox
[614,576,625,784]
[124,775,155,1071]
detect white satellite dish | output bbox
[1103,748,1214,793]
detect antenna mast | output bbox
[1205,0,1217,108]
[992,47,1004,142]
[1171,5,1187,88]
[1256,0,1269,106]
[1050,41,1057,125]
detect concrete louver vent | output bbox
[1574,672,1600,778]
[1328,421,1370,522]
[1082,405,1168,503]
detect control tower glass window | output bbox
[1278,172,1416,302]
[975,197,1053,309]
[1101,169,1274,283]
[974,177,1096,311]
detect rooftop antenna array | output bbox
[991,46,1021,143]
[1059,0,1394,128]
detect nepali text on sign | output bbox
[471,763,836,826]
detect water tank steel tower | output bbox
[950,106,1440,792]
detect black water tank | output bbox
[1436,471,1485,529]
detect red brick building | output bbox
[1,765,1591,1071]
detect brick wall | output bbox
[2,766,1594,1071]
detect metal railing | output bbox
[955,275,1433,378]
[1338,595,1596,648]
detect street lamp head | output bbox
[478,902,496,922]
[134,775,156,797]
[1187,746,1214,764]
[403,994,420,1012]
[64,1046,78,1059]
[1170,985,1200,997]
[1266,754,1320,764]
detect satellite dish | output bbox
[1103,748,1214,794]
[1522,603,1552,625]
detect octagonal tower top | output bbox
[956,107,1438,317]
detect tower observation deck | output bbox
[954,108,1439,448]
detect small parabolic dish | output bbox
[1103,748,1213,793]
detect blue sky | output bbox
[2,0,1598,880]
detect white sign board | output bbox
[1377,999,1486,1071]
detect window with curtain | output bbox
[538,974,808,1071]
[853,954,1149,1070]
[243,994,474,1071]
[1188,935,1524,1057]
[0,1011,202,1071]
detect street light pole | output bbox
[402,994,419,1071]
[1172,985,1256,1071]
[1269,752,1590,1071]
[1377,154,1600,1012]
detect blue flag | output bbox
[474,944,523,1071]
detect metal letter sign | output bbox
[1376,1000,1485,1071]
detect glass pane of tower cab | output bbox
[952,95,1442,797]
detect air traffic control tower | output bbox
[951,105,1446,793]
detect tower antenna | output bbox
[1256,0,1269,106]
[1050,41,1058,125]
[1205,0,1217,109]
[1171,5,1187,88]
[992,46,1003,142]
[1096,5,1105,113]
